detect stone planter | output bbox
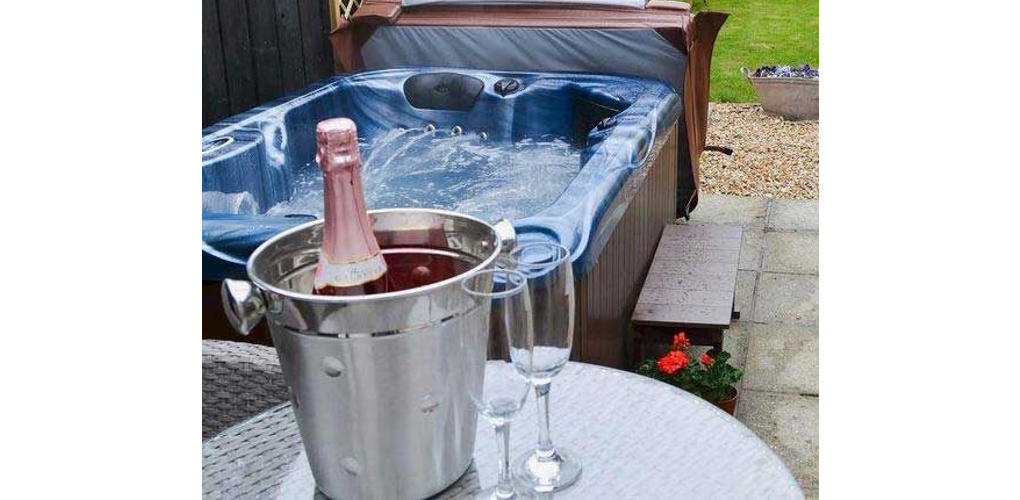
[741,67,818,121]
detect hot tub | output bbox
[203,68,682,368]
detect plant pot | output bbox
[711,386,739,416]
[741,67,818,121]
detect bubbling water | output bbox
[266,128,583,222]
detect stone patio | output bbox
[680,194,819,498]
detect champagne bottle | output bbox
[313,118,389,296]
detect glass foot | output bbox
[473,485,538,500]
[512,447,582,493]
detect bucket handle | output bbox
[492,218,516,255]
[740,67,753,79]
[221,279,267,336]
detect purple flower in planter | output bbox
[753,64,819,79]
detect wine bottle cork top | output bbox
[316,118,360,170]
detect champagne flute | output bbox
[461,269,536,500]
[508,242,581,492]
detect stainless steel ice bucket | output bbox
[220,208,511,499]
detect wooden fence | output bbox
[202,0,336,127]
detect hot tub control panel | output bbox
[493,78,521,97]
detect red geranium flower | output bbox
[657,350,690,375]
[700,353,714,368]
[672,332,692,351]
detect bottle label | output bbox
[314,252,387,290]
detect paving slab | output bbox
[752,273,819,324]
[768,199,818,231]
[723,321,751,371]
[735,270,756,318]
[742,322,819,394]
[685,194,767,229]
[739,227,764,271]
[763,232,818,275]
[736,390,819,490]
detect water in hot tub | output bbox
[266,128,583,222]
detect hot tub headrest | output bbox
[403,72,485,111]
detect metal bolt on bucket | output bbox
[221,208,515,499]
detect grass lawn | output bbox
[691,0,819,102]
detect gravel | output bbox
[698,103,818,200]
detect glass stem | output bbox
[493,419,515,499]
[534,382,556,459]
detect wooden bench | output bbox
[630,224,742,365]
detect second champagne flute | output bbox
[508,242,581,492]
[461,269,537,500]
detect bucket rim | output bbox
[246,207,503,304]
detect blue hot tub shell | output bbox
[202,68,681,280]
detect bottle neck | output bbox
[320,160,381,265]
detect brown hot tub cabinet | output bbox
[204,1,726,370]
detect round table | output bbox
[203,362,803,499]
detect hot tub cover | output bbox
[401,0,649,9]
